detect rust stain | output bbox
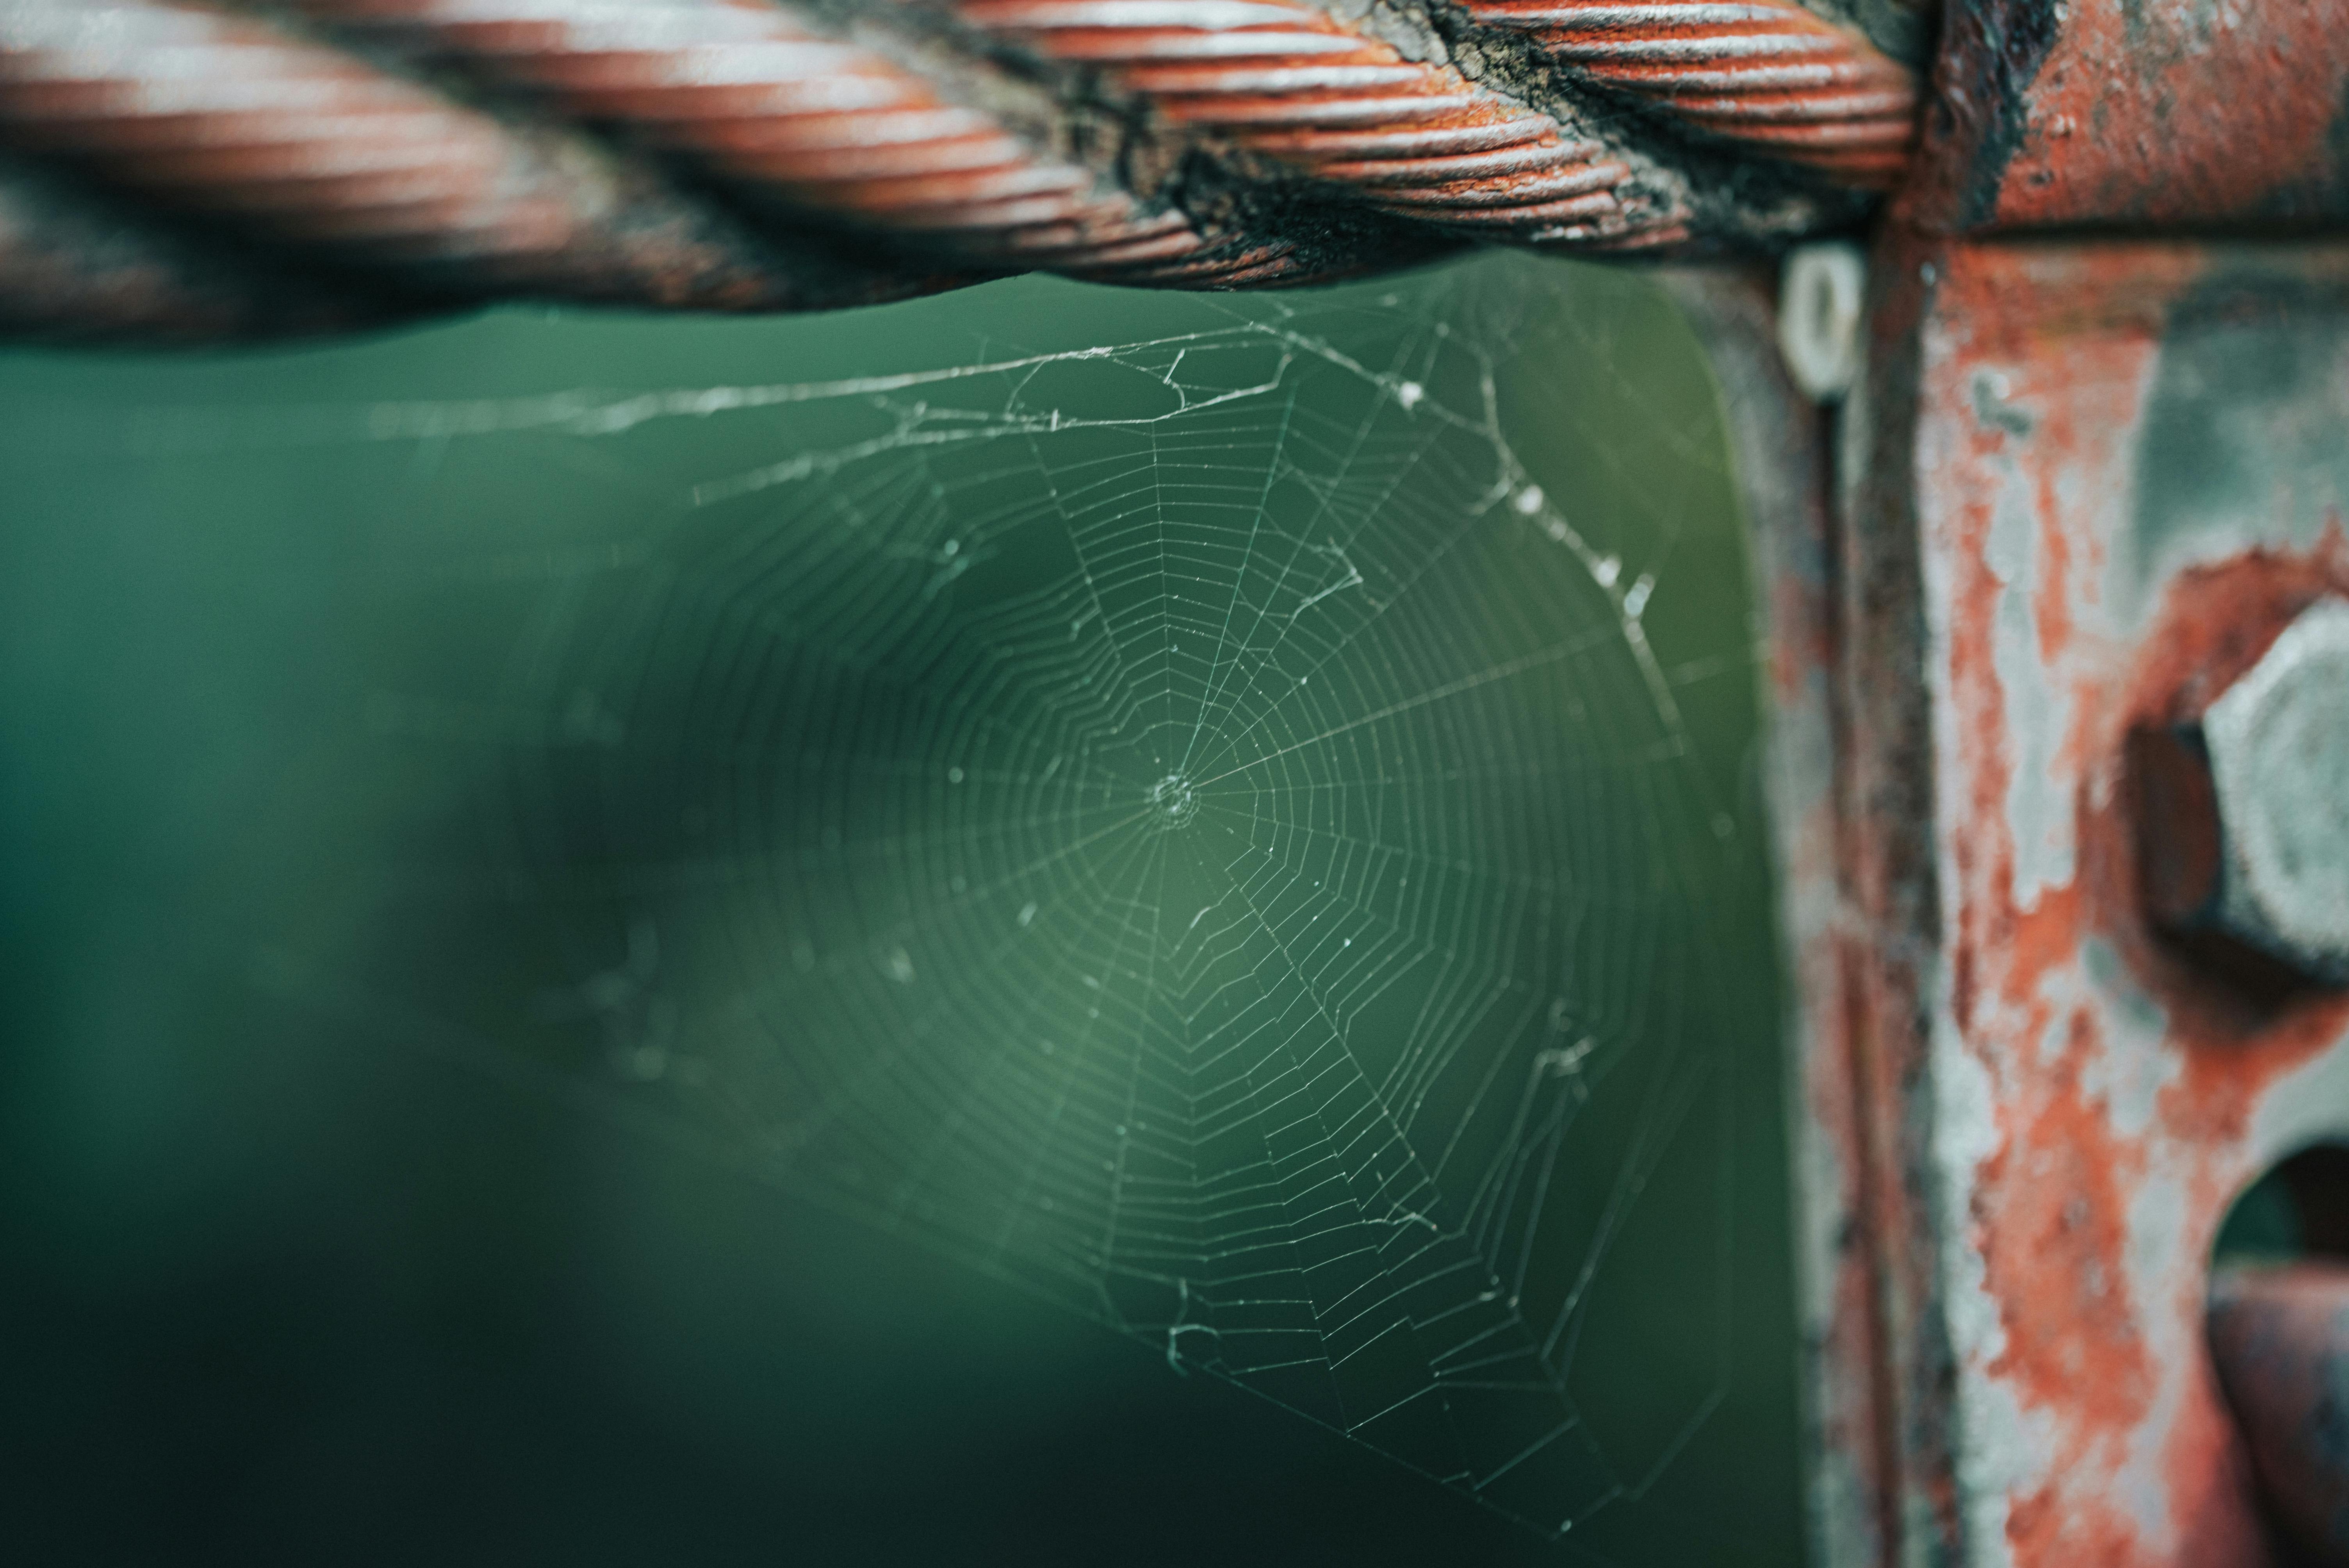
[1991,0,2349,229]
[1805,223,1974,1565]
[1910,0,2349,232]
[1984,1009,2156,1553]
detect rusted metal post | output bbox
[1741,2,2349,1563]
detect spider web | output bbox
[1,250,1784,1560]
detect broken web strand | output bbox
[2,251,1784,1561]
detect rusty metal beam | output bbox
[1906,0,2349,233]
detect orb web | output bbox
[7,251,1776,1559]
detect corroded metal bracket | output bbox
[1716,2,2349,1563]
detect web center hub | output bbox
[1148,772,1199,829]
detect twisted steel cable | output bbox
[0,150,396,337]
[0,0,909,309]
[950,0,1659,244]
[283,0,1303,285]
[1460,0,1915,184]
[0,0,1919,339]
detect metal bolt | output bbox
[1777,241,1866,403]
[2137,599,2349,986]
[2206,1259,2349,1564]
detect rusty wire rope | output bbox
[1463,0,1916,182]
[0,0,1918,339]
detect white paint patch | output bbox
[1930,989,2034,1568]
[2075,938,2177,1140]
[1985,457,2076,914]
[2114,1166,2191,1550]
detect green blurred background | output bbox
[0,253,1802,1566]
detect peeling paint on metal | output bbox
[1900,240,2349,1568]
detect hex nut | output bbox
[1777,241,1866,403]
[2141,599,2349,987]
